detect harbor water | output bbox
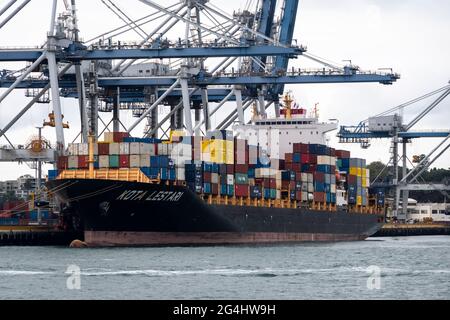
[0,236,449,300]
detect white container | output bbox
[140,155,150,167]
[139,143,151,155]
[330,184,336,193]
[301,192,308,202]
[307,173,314,183]
[158,143,168,155]
[68,156,78,169]
[130,143,140,155]
[211,173,219,184]
[307,182,314,193]
[301,173,308,182]
[129,155,140,168]
[317,155,328,165]
[176,168,185,181]
[202,153,211,162]
[329,156,337,166]
[99,155,109,168]
[109,143,120,155]
[227,174,234,185]
[119,143,130,155]
[77,143,88,156]
[67,144,78,156]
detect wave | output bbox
[0,270,55,276]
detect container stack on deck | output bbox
[336,152,370,206]
[53,131,374,208]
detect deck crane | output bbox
[337,82,450,220]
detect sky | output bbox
[0,0,449,180]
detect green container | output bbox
[109,155,119,168]
[235,173,249,185]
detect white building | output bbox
[407,201,450,223]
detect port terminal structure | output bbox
[0,0,399,160]
[338,83,450,220]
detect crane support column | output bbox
[201,89,210,132]
[180,78,193,135]
[46,51,66,153]
[401,140,409,217]
[113,87,120,133]
[234,87,245,124]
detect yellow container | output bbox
[226,141,234,152]
[357,168,362,177]
[356,196,362,206]
[349,167,358,176]
[362,168,366,178]
[103,132,114,143]
[362,179,367,188]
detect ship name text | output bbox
[116,190,184,202]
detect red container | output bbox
[307,165,317,173]
[203,172,212,183]
[285,153,293,163]
[282,180,290,189]
[211,183,219,195]
[292,163,301,172]
[270,178,277,189]
[98,143,110,155]
[300,155,317,164]
[285,163,292,170]
[235,164,249,173]
[296,191,303,200]
[331,165,336,173]
[293,143,309,154]
[314,172,325,183]
[314,192,326,202]
[348,174,357,185]
[235,184,249,197]
[255,178,264,186]
[113,132,130,143]
[290,181,296,190]
[226,164,235,174]
[119,155,130,168]
[57,156,68,170]
[336,150,351,159]
[78,156,89,169]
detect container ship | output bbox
[47,96,385,247]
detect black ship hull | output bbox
[47,179,384,247]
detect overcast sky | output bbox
[0,0,449,180]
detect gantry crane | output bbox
[0,0,399,163]
[337,83,450,220]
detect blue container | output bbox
[211,163,219,173]
[314,182,326,192]
[220,184,227,195]
[340,158,350,168]
[293,153,301,163]
[187,182,202,194]
[331,193,336,204]
[248,168,255,178]
[309,144,328,155]
[325,184,331,193]
[282,171,291,181]
[168,168,176,181]
[219,164,227,175]
[30,210,50,220]
[317,165,331,174]
[290,190,296,200]
[301,164,310,172]
[250,186,262,199]
[202,162,212,172]
[48,169,58,180]
[203,183,211,194]
[227,185,234,196]
[160,168,169,180]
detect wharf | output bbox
[0,225,81,246]
[373,223,450,237]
